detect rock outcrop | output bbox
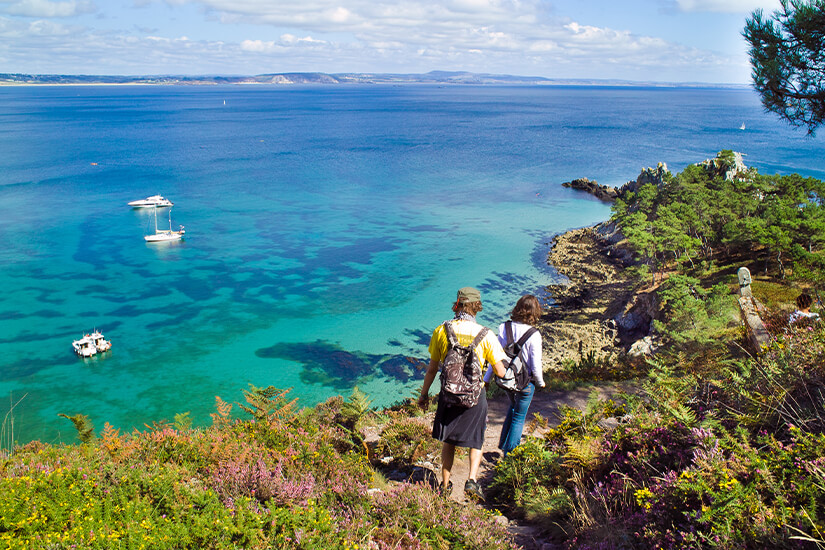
[561,151,751,205]
[697,151,750,181]
[616,163,670,196]
[615,291,658,345]
[561,177,618,202]
[542,226,647,368]
[561,163,671,203]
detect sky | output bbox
[0,0,784,83]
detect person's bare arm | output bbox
[491,360,506,378]
[418,358,440,409]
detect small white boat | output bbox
[739,122,746,131]
[72,330,112,357]
[128,195,174,208]
[145,206,185,242]
[89,330,111,352]
[72,335,96,357]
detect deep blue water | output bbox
[0,84,822,444]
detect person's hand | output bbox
[417,393,429,411]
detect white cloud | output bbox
[0,0,755,82]
[240,38,271,52]
[241,35,324,53]
[2,0,96,18]
[28,17,74,34]
[672,0,780,13]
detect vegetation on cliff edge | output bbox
[488,153,825,548]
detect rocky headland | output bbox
[539,222,660,370]
[544,151,753,366]
[562,151,751,204]
[561,163,670,203]
[560,177,618,201]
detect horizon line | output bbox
[0,70,752,88]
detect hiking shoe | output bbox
[464,479,485,502]
[438,481,453,497]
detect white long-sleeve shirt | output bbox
[484,321,545,388]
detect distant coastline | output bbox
[0,70,749,88]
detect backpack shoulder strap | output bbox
[505,320,514,346]
[508,326,539,361]
[443,321,459,347]
[470,326,489,349]
[515,326,538,348]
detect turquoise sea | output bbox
[1,85,823,444]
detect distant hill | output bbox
[0,71,747,88]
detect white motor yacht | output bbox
[72,334,97,357]
[128,195,174,208]
[89,330,112,352]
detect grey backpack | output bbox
[439,321,489,408]
[495,321,538,392]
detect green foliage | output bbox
[2,387,516,549]
[173,411,193,431]
[367,484,517,549]
[339,386,373,429]
[744,0,825,135]
[612,151,825,285]
[57,413,95,443]
[237,384,298,423]
[491,322,825,549]
[1,393,26,459]
[553,351,643,386]
[654,275,739,350]
[488,437,568,524]
[374,416,439,464]
[722,324,825,432]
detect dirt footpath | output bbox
[418,384,624,549]
[443,384,624,504]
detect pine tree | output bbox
[744,0,825,135]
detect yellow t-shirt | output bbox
[428,319,508,366]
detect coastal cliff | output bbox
[540,222,657,369]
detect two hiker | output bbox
[418,287,544,500]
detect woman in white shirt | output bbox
[494,294,545,456]
[789,292,820,325]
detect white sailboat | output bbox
[145,206,185,242]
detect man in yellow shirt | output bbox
[418,286,507,501]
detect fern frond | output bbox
[237,385,297,423]
[58,413,95,443]
[341,386,373,425]
[101,422,121,453]
[210,396,233,426]
[173,412,192,431]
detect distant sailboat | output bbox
[739,122,746,130]
[145,206,185,242]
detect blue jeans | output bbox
[499,382,535,455]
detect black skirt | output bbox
[432,391,487,449]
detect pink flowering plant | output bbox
[490,322,825,549]
[0,386,517,549]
